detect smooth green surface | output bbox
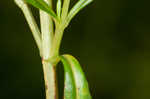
[60,55,76,99]
[60,54,92,99]
[25,0,57,19]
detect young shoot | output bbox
[14,0,93,99]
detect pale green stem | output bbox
[40,0,54,59]
[51,25,64,58]
[40,0,57,99]
[42,60,57,99]
[39,0,58,99]
[14,0,42,55]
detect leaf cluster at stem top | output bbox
[25,0,93,26]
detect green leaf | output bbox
[67,0,93,23]
[25,0,57,19]
[60,55,76,99]
[60,54,92,99]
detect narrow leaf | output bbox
[60,54,92,99]
[57,0,62,18]
[67,0,93,23]
[25,0,57,19]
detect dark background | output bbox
[1,0,150,99]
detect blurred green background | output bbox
[1,0,150,99]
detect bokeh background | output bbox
[1,0,150,99]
